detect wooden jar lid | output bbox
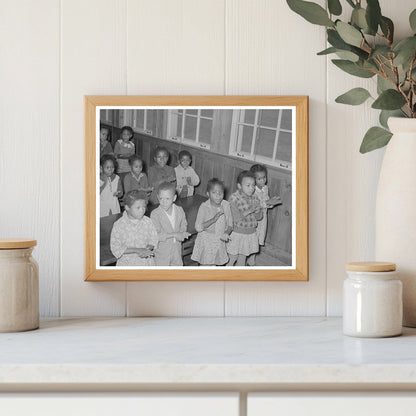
[346,261,396,272]
[0,239,37,249]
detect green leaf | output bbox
[377,75,393,94]
[360,127,392,153]
[336,21,363,47]
[317,46,359,61]
[335,87,371,105]
[317,46,338,55]
[332,59,375,78]
[366,0,382,35]
[380,16,394,44]
[372,89,406,110]
[393,36,416,71]
[328,0,342,16]
[379,110,402,129]
[410,9,416,32]
[327,29,369,59]
[286,0,334,27]
[335,50,359,62]
[371,46,392,58]
[351,7,368,32]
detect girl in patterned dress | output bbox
[227,171,263,266]
[100,154,122,217]
[110,190,158,267]
[191,179,233,266]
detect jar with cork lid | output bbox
[0,239,39,332]
[343,261,403,338]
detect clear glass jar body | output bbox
[343,271,402,337]
[0,247,39,332]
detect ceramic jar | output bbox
[343,262,402,338]
[0,239,39,332]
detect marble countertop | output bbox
[1,317,416,389]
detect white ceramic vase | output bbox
[375,117,416,327]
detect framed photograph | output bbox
[85,96,308,281]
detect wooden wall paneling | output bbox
[225,0,327,316]
[125,0,226,316]
[326,0,415,316]
[0,1,60,317]
[61,0,128,316]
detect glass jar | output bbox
[343,261,402,338]
[0,239,39,332]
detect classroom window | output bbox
[168,109,214,149]
[229,109,293,170]
[131,110,156,135]
[115,109,156,135]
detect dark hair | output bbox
[250,164,267,175]
[237,170,255,185]
[157,181,176,195]
[124,190,148,207]
[120,125,134,138]
[178,150,192,160]
[154,146,169,159]
[100,125,110,136]
[100,154,116,168]
[128,154,143,166]
[207,178,224,192]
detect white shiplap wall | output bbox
[1,0,412,317]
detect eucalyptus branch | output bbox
[287,0,416,151]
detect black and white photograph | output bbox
[98,106,294,269]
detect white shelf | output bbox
[1,317,415,388]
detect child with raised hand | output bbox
[175,150,200,198]
[114,126,135,177]
[99,125,113,157]
[110,190,158,266]
[150,181,190,266]
[123,155,152,195]
[191,178,233,266]
[227,170,263,266]
[247,164,282,265]
[148,146,176,204]
[100,154,122,217]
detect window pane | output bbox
[259,110,279,128]
[238,125,253,153]
[134,110,145,129]
[201,109,213,118]
[184,116,197,141]
[176,114,183,137]
[186,109,198,116]
[199,118,212,144]
[146,110,155,131]
[243,110,256,124]
[281,109,292,130]
[276,131,292,162]
[256,128,276,158]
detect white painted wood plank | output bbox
[0,1,60,317]
[326,0,416,316]
[127,282,225,316]
[61,0,128,316]
[126,0,225,95]
[125,0,226,316]
[248,393,416,416]
[224,0,327,315]
[0,393,239,416]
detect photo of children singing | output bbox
[98,107,293,268]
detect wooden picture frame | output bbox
[85,96,308,281]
